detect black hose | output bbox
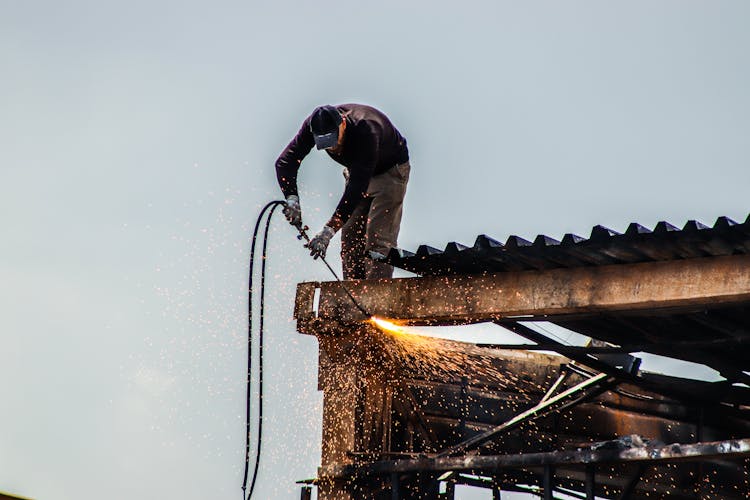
[242,200,284,500]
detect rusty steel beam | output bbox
[295,254,750,326]
[320,438,750,479]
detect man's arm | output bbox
[275,118,315,198]
[307,157,376,259]
[325,132,378,232]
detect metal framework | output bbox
[294,229,750,499]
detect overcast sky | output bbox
[2,2,749,499]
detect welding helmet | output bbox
[310,105,342,150]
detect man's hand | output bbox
[283,195,302,227]
[305,226,335,259]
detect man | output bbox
[275,103,410,280]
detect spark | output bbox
[369,316,410,335]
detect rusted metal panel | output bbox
[319,360,359,466]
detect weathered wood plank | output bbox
[295,255,750,326]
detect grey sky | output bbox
[1,1,748,499]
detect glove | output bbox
[305,226,335,259]
[282,195,302,227]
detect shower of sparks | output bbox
[364,317,528,391]
[369,316,412,335]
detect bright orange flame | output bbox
[369,316,408,335]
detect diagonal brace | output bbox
[436,372,611,457]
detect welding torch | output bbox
[292,222,371,319]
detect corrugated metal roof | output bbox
[385,214,750,276]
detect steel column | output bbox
[585,465,595,500]
[543,465,554,500]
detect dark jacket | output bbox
[275,103,409,231]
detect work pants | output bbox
[341,162,410,280]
